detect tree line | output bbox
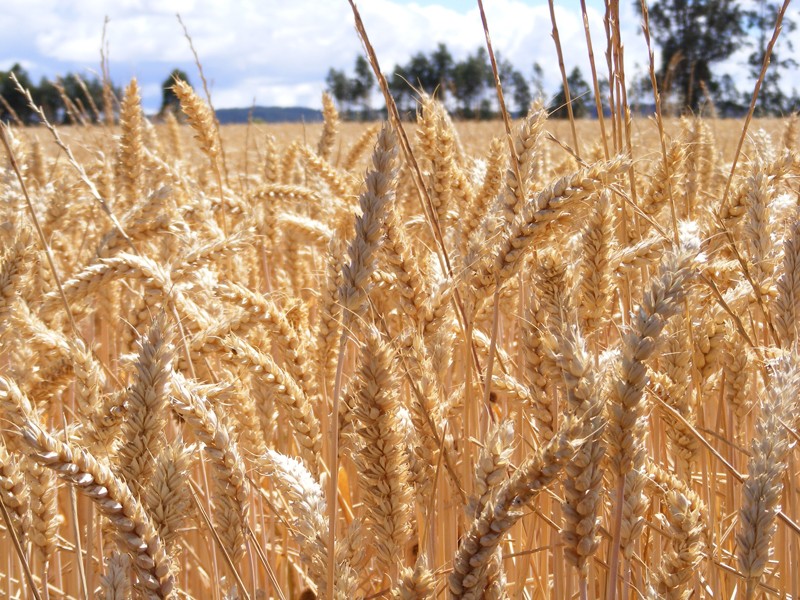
[2,1,795,124]
[644,0,798,116]
[0,65,192,125]
[0,64,117,125]
[327,0,798,120]
[326,47,551,120]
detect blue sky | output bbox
[1,1,797,112]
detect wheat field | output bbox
[1,21,800,600]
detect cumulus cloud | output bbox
[0,0,796,112]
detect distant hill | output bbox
[215,106,323,124]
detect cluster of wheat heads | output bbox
[1,75,800,599]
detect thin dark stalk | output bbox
[477,0,523,189]
[549,0,581,158]
[720,0,791,211]
[639,0,680,244]
[246,527,288,600]
[326,327,348,600]
[476,0,518,426]
[580,0,609,160]
[602,3,619,154]
[0,495,43,600]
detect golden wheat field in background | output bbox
[2,24,800,600]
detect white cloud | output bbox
[0,0,797,112]
[213,78,323,109]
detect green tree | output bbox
[643,0,747,113]
[549,66,591,119]
[33,77,62,122]
[746,1,797,115]
[532,62,546,102]
[430,43,454,100]
[351,55,374,120]
[495,54,515,87]
[0,64,35,123]
[389,43,454,117]
[629,72,653,116]
[478,98,493,120]
[405,51,437,94]
[452,47,491,118]
[389,64,414,117]
[510,70,532,116]
[161,69,191,116]
[55,73,105,123]
[491,53,514,117]
[491,53,531,116]
[325,67,352,113]
[326,56,377,120]
[1,66,113,125]
[717,74,745,116]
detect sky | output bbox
[1,0,798,113]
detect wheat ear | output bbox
[327,123,399,600]
[98,552,131,600]
[116,313,173,496]
[261,449,328,593]
[605,242,697,598]
[338,123,398,317]
[227,335,322,474]
[578,190,615,338]
[737,358,798,598]
[449,417,586,599]
[394,554,435,600]
[646,463,705,600]
[0,229,33,334]
[502,103,547,224]
[0,376,61,572]
[170,373,249,567]
[163,109,184,163]
[464,137,505,247]
[172,78,219,163]
[552,324,606,581]
[467,420,514,596]
[352,326,414,577]
[317,92,339,163]
[774,219,800,345]
[469,156,629,311]
[0,439,31,544]
[20,421,174,599]
[342,123,381,172]
[117,78,144,211]
[144,442,193,563]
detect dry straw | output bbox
[1,6,799,598]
